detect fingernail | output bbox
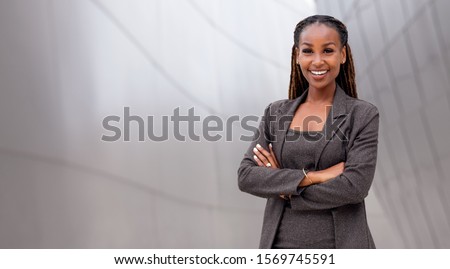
[253,155,257,159]
[256,144,261,148]
[269,143,272,148]
[253,147,257,152]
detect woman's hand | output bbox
[253,144,289,200]
[308,162,345,184]
[252,143,280,169]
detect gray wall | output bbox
[316,0,450,248]
[0,0,317,248]
[2,0,447,249]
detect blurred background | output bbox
[0,0,449,248]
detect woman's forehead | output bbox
[299,23,341,45]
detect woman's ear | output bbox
[341,45,347,64]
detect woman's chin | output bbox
[307,81,334,91]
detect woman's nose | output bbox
[312,53,324,65]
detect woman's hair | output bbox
[288,15,358,99]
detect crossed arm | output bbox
[237,105,379,211]
[252,142,344,195]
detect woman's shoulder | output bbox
[263,94,380,118]
[268,98,293,108]
[264,98,295,113]
[345,95,379,118]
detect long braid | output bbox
[288,15,358,99]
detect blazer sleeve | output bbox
[237,103,306,199]
[289,106,379,211]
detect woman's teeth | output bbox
[311,70,327,75]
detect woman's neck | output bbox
[306,84,336,105]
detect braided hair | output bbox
[288,15,358,99]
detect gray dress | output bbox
[272,128,336,249]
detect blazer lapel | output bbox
[272,89,309,169]
[271,85,349,170]
[313,85,349,169]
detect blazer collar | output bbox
[273,85,349,169]
[277,84,348,119]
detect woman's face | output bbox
[297,23,346,92]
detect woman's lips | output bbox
[310,70,328,79]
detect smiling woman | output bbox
[237,15,380,249]
[297,24,346,95]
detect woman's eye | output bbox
[324,48,334,54]
[302,49,312,54]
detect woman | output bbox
[237,15,379,249]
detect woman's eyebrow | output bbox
[322,42,336,46]
[300,41,336,46]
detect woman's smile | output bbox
[297,23,346,92]
[309,69,329,79]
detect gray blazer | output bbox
[237,85,379,249]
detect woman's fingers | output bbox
[253,145,271,167]
[269,143,280,167]
[253,154,265,167]
[254,143,280,168]
[258,144,279,168]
